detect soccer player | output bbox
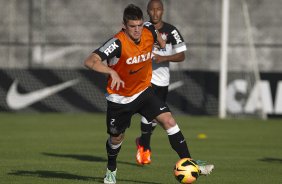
[84,4,214,184]
[136,0,187,165]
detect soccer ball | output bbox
[174,158,200,184]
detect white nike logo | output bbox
[180,139,186,144]
[160,107,167,111]
[33,45,81,64]
[6,79,79,110]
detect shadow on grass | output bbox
[259,157,282,164]
[42,152,142,167]
[8,170,161,184]
[8,170,102,182]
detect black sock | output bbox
[106,140,121,171]
[168,131,191,158]
[140,122,154,150]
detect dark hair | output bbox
[123,4,143,24]
[147,0,163,10]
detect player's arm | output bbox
[84,39,125,90]
[155,27,187,64]
[84,53,111,75]
[84,53,124,90]
[153,52,185,64]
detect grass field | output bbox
[0,113,281,184]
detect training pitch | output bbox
[0,113,281,184]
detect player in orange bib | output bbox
[106,23,154,97]
[84,4,213,184]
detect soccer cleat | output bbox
[135,137,151,165]
[104,168,117,184]
[142,149,151,164]
[199,164,214,175]
[195,160,214,175]
[136,137,143,164]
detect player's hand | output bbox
[156,30,166,49]
[109,70,125,90]
[152,53,166,64]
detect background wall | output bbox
[0,0,281,71]
[0,0,281,116]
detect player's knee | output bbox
[110,134,124,145]
[156,112,176,129]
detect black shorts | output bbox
[151,83,168,102]
[106,87,170,136]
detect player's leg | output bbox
[136,116,152,165]
[104,134,123,184]
[104,101,132,184]
[155,112,191,158]
[137,85,168,164]
[139,116,154,151]
[156,112,214,175]
[139,84,168,148]
[136,117,158,165]
[138,87,190,158]
[106,134,124,172]
[139,87,214,175]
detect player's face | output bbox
[124,19,144,42]
[147,1,163,24]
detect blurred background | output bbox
[0,0,281,118]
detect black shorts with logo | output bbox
[106,87,170,136]
[151,83,168,102]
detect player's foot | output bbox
[104,168,117,184]
[135,137,151,165]
[199,164,214,175]
[136,137,144,165]
[142,149,151,164]
[195,160,214,175]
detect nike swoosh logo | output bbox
[168,80,184,91]
[176,168,185,171]
[160,107,167,111]
[6,79,79,110]
[129,66,145,75]
[33,45,81,64]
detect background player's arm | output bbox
[153,52,185,64]
[155,25,187,64]
[84,53,125,90]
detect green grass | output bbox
[0,113,281,184]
